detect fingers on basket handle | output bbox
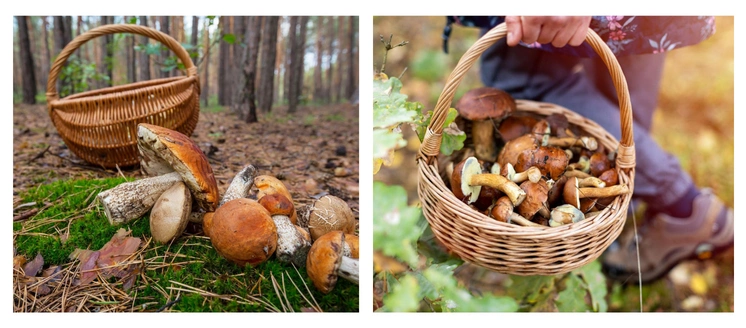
[422,23,634,159]
[46,24,197,101]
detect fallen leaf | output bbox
[373,251,409,274]
[13,255,26,270]
[79,251,101,285]
[23,253,44,277]
[42,265,61,282]
[97,229,141,278]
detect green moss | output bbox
[15,177,358,312]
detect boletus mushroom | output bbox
[514,146,570,180]
[306,195,356,241]
[454,157,526,206]
[258,192,312,267]
[307,231,359,294]
[563,176,630,209]
[455,87,516,162]
[254,175,298,225]
[208,198,277,266]
[490,196,543,227]
[549,204,585,227]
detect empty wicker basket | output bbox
[46,24,200,168]
[417,23,637,276]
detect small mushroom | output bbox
[306,195,356,241]
[307,231,359,294]
[454,157,526,206]
[208,198,277,266]
[489,196,543,227]
[502,163,542,184]
[516,180,549,219]
[497,134,538,168]
[567,155,590,173]
[451,158,499,210]
[497,114,539,142]
[455,87,516,162]
[545,113,572,138]
[594,169,620,210]
[589,152,612,177]
[549,204,585,227]
[259,193,312,267]
[149,181,191,244]
[546,135,598,151]
[562,176,630,209]
[515,146,570,180]
[254,175,298,225]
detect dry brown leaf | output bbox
[79,251,100,285]
[13,255,26,270]
[23,253,44,277]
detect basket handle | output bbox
[46,24,197,102]
[419,23,635,171]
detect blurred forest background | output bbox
[373,16,734,312]
[12,16,359,119]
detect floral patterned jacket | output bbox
[444,16,716,57]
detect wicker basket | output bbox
[46,24,200,168]
[417,23,637,276]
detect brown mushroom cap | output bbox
[515,146,569,180]
[307,231,346,294]
[254,175,297,224]
[258,193,296,224]
[497,134,538,168]
[149,181,191,244]
[137,123,219,214]
[209,198,277,266]
[344,234,359,259]
[516,180,549,219]
[498,114,539,142]
[455,87,516,121]
[307,195,356,241]
[589,152,612,177]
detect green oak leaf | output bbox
[556,273,590,312]
[373,182,425,267]
[372,128,406,160]
[373,77,419,128]
[575,261,608,312]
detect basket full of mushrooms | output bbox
[417,23,636,276]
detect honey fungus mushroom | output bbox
[306,195,356,241]
[208,198,277,266]
[455,87,516,162]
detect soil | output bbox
[13,102,360,229]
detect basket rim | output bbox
[48,76,197,107]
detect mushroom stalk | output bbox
[220,164,257,206]
[576,184,629,198]
[472,120,498,162]
[272,214,312,267]
[469,174,526,206]
[98,172,182,225]
[547,136,598,150]
[337,256,359,284]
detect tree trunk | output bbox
[53,16,71,95]
[273,17,284,108]
[125,16,136,83]
[202,17,211,107]
[288,16,308,114]
[258,16,279,112]
[313,17,323,103]
[284,16,297,106]
[347,16,356,101]
[230,16,247,111]
[334,16,344,103]
[160,16,170,78]
[234,16,262,123]
[138,16,151,82]
[218,16,229,106]
[191,16,199,51]
[27,17,42,93]
[99,16,112,88]
[42,17,51,93]
[325,16,335,104]
[17,16,37,104]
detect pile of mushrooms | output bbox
[450,88,630,227]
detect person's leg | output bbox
[479,39,733,283]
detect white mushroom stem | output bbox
[273,214,312,267]
[337,256,359,285]
[220,164,257,206]
[506,164,541,184]
[98,172,182,225]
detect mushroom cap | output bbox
[563,176,581,208]
[137,123,219,214]
[258,193,296,224]
[451,158,496,210]
[459,157,484,204]
[307,231,346,294]
[490,196,514,223]
[307,195,356,241]
[515,146,569,180]
[515,180,549,219]
[589,152,612,177]
[202,212,215,237]
[209,198,277,266]
[149,181,191,244]
[254,175,297,224]
[498,114,539,142]
[343,233,359,259]
[455,87,516,121]
[598,169,619,186]
[549,204,585,226]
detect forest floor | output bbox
[12,102,360,312]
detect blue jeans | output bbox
[479,38,692,209]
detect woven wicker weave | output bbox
[46,24,200,168]
[417,23,637,276]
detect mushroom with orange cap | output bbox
[208,198,278,266]
[258,192,312,267]
[306,231,359,294]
